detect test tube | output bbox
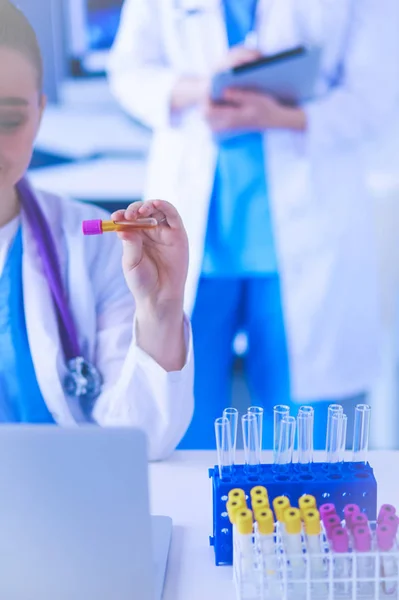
[326,412,343,465]
[339,414,348,462]
[242,412,260,474]
[275,416,296,472]
[273,405,290,466]
[214,416,233,479]
[352,404,371,463]
[297,408,314,469]
[223,407,238,465]
[325,404,343,456]
[248,406,264,464]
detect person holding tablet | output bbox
[108,0,399,449]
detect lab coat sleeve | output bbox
[107,0,177,130]
[303,0,399,151]
[89,234,194,461]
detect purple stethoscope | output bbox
[16,178,102,413]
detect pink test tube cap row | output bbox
[353,526,372,552]
[378,504,397,523]
[331,527,349,553]
[381,514,399,537]
[377,523,396,551]
[319,503,336,523]
[343,504,361,529]
[325,514,342,539]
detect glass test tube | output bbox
[242,412,260,474]
[214,416,233,479]
[339,414,348,463]
[326,412,343,464]
[275,415,296,471]
[248,406,264,463]
[325,404,343,456]
[352,404,371,463]
[273,405,290,465]
[297,406,314,469]
[223,407,238,465]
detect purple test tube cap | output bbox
[377,524,395,552]
[82,219,103,235]
[382,514,399,536]
[353,526,372,552]
[325,514,342,538]
[378,504,397,523]
[352,513,368,529]
[320,503,336,522]
[331,527,349,553]
[344,504,361,528]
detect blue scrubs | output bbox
[179,0,292,450]
[0,228,55,423]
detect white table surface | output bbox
[149,450,399,600]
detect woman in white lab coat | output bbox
[0,0,194,460]
[108,0,399,449]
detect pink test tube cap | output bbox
[382,514,399,536]
[320,503,336,522]
[353,526,371,552]
[352,513,368,529]
[343,504,361,528]
[325,514,342,538]
[377,523,395,551]
[82,219,103,235]
[331,527,349,553]
[378,504,397,523]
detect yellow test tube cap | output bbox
[251,496,270,512]
[226,499,245,524]
[255,508,274,535]
[285,507,302,535]
[304,509,321,535]
[273,496,291,522]
[236,508,253,535]
[228,488,246,505]
[250,486,268,501]
[299,495,317,518]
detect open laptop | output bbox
[0,426,172,600]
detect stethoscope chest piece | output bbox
[64,357,103,411]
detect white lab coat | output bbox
[108,0,399,400]
[20,186,194,460]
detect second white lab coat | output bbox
[20,186,194,460]
[108,0,399,400]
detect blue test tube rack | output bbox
[208,461,377,566]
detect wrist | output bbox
[135,298,184,330]
[280,106,307,131]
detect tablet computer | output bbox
[211,45,321,105]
